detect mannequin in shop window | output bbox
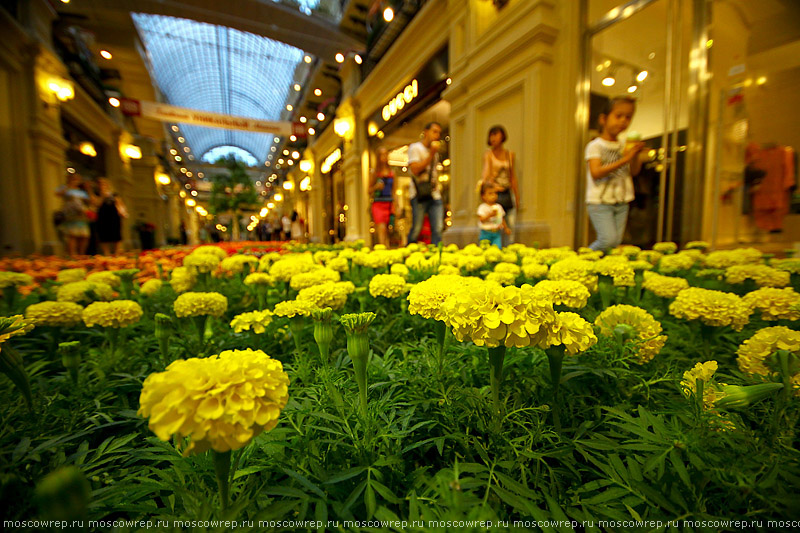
[369,147,396,246]
[744,142,796,232]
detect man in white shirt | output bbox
[407,122,444,245]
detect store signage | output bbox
[119,99,294,135]
[320,148,342,174]
[381,79,419,121]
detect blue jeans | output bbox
[479,229,502,248]
[587,202,629,252]
[408,197,443,245]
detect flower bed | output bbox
[1,241,799,529]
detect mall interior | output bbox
[1,0,799,256]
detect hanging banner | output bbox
[120,98,302,136]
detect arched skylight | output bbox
[273,0,321,16]
[132,13,305,166]
[202,146,259,167]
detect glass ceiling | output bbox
[132,13,306,166]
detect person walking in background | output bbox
[95,177,127,255]
[281,213,292,241]
[369,147,395,246]
[481,125,519,246]
[56,173,91,256]
[585,96,645,252]
[477,182,511,248]
[290,211,304,242]
[407,122,444,245]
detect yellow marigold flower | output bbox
[313,251,337,264]
[501,251,518,264]
[406,252,439,272]
[269,256,317,282]
[139,279,163,296]
[494,262,521,277]
[527,279,590,309]
[594,304,666,363]
[192,245,228,259]
[522,262,549,279]
[0,315,35,347]
[669,287,751,331]
[457,254,486,272]
[25,301,84,327]
[138,349,289,454]
[244,273,275,286]
[444,244,459,253]
[704,248,763,269]
[696,268,725,281]
[0,272,34,288]
[534,247,578,265]
[577,250,604,261]
[82,300,143,328]
[737,326,800,393]
[407,275,480,322]
[485,272,517,286]
[629,260,654,271]
[220,255,258,274]
[57,281,114,304]
[546,312,597,355]
[442,280,559,348]
[612,245,641,257]
[354,251,391,269]
[85,271,121,288]
[290,268,340,291]
[725,264,790,287]
[438,265,460,276]
[170,266,196,293]
[337,281,356,294]
[681,361,728,407]
[652,242,677,254]
[685,241,710,250]
[230,310,274,334]
[483,247,503,264]
[390,263,410,278]
[658,253,696,273]
[637,250,663,265]
[173,292,228,318]
[742,287,800,321]
[56,268,87,283]
[273,298,319,317]
[257,252,281,272]
[642,271,689,298]
[593,257,635,287]
[548,258,598,292]
[460,244,484,256]
[369,274,408,298]
[770,258,800,275]
[440,252,460,267]
[327,257,349,272]
[296,282,350,310]
[183,253,221,274]
[339,248,356,259]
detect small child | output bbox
[477,183,511,248]
[585,96,645,252]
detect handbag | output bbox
[496,189,514,211]
[413,150,436,202]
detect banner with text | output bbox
[120,99,304,136]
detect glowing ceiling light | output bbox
[335,53,344,63]
[299,116,307,123]
[304,55,312,63]
[314,88,322,96]
[171,125,179,132]
[186,198,196,207]
[123,144,142,159]
[383,7,394,22]
[286,104,293,111]
[291,151,300,159]
[308,127,316,135]
[293,84,301,91]
[79,142,97,157]
[636,70,648,82]
[300,176,311,191]
[283,181,294,190]
[283,149,289,155]
[156,173,171,185]
[178,137,185,143]
[354,54,362,65]
[601,76,616,87]
[627,84,638,93]
[99,50,112,60]
[274,193,283,201]
[299,160,312,172]
[317,112,325,121]
[108,97,120,107]
[290,135,297,142]
[170,149,177,155]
